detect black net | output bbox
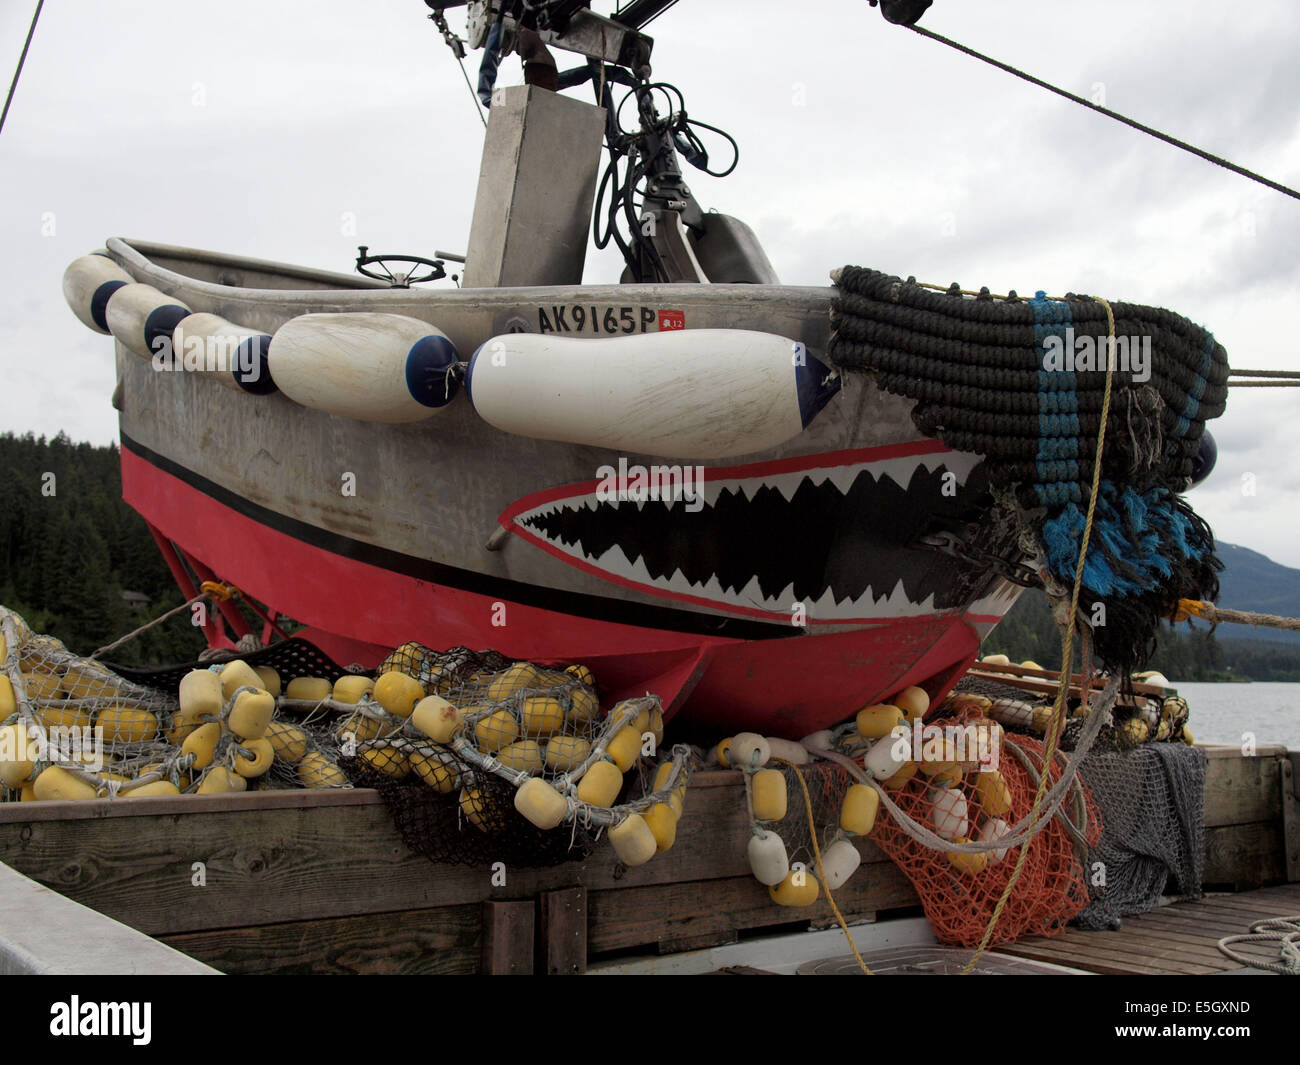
[104,637,352,694]
[327,642,691,870]
[341,759,600,867]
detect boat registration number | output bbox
[537,305,666,335]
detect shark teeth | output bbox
[581,541,946,619]
[692,452,980,508]
[504,452,982,624]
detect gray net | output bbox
[1073,742,1206,929]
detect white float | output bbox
[928,785,970,842]
[466,329,840,458]
[863,726,910,779]
[269,313,460,423]
[169,313,274,393]
[62,253,134,335]
[819,838,863,890]
[747,828,790,886]
[978,817,1012,864]
[104,283,192,361]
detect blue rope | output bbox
[1042,482,1210,599]
[1032,293,1081,507]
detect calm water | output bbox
[1174,682,1300,751]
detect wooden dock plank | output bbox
[157,903,482,974]
[1189,891,1300,916]
[1001,940,1222,975]
[481,900,534,975]
[1128,909,1270,938]
[1002,883,1300,975]
[539,887,587,975]
[1052,924,1252,963]
[1008,926,1244,973]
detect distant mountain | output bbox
[1213,542,1300,644]
[986,540,1300,680]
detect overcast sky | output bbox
[2,0,1299,568]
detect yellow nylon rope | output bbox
[960,296,1117,974]
[778,758,875,975]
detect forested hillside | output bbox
[0,432,204,663]
[987,587,1300,682]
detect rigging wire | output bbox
[0,0,43,140]
[637,0,680,30]
[429,7,487,130]
[906,22,1300,204]
[454,49,488,129]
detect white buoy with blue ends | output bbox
[104,283,192,361]
[169,313,276,394]
[465,329,841,458]
[62,253,134,335]
[268,313,460,422]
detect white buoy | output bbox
[169,313,274,393]
[819,838,863,890]
[269,313,459,423]
[764,737,810,765]
[928,785,969,842]
[729,733,771,771]
[800,729,834,752]
[62,253,134,335]
[466,329,840,458]
[747,829,790,886]
[863,726,910,779]
[977,817,1011,864]
[105,283,193,360]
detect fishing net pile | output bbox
[827,267,1229,674]
[0,605,351,800]
[2,604,692,873]
[854,691,1099,947]
[332,641,693,870]
[959,670,1205,929]
[723,684,1098,945]
[727,666,1207,946]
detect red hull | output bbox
[123,445,993,736]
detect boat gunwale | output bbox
[105,237,839,319]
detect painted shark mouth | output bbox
[498,441,1019,625]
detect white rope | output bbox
[1217,917,1300,975]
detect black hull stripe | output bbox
[119,432,794,641]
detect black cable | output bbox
[0,0,43,140]
[680,116,739,177]
[907,23,1300,203]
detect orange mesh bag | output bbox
[865,705,1102,948]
